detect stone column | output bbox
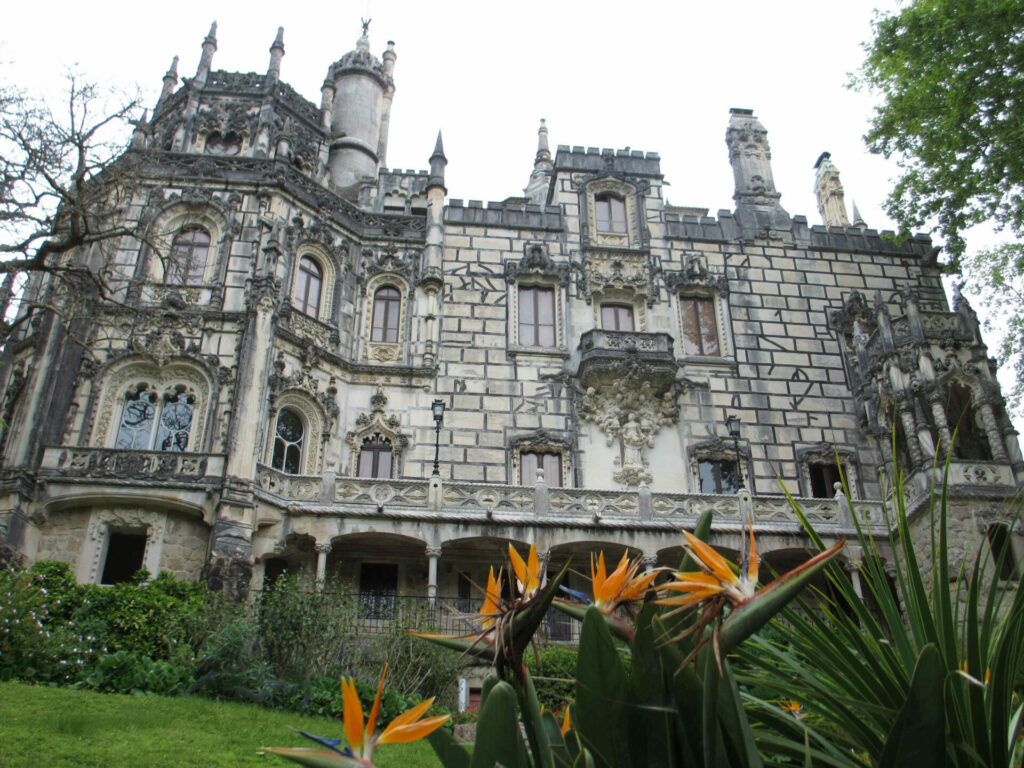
[977,399,1008,461]
[315,541,332,588]
[641,553,659,572]
[426,545,442,607]
[899,405,924,466]
[539,549,552,587]
[842,557,864,600]
[928,392,953,456]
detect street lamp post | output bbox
[431,399,446,477]
[725,414,744,491]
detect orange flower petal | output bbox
[341,677,364,750]
[560,707,571,736]
[378,714,451,744]
[683,530,738,584]
[745,516,759,585]
[385,697,435,731]
[526,545,541,594]
[365,664,387,745]
[509,544,528,590]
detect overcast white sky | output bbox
[3,0,1022,439]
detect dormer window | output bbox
[595,194,627,233]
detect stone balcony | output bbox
[41,446,225,483]
[576,329,677,390]
[254,463,885,536]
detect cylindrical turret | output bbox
[326,31,395,189]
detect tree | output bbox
[0,72,143,340]
[857,0,1024,415]
[857,0,1024,262]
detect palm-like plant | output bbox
[736,458,1024,767]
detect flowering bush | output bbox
[0,565,100,684]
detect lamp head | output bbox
[726,414,741,439]
[431,399,446,423]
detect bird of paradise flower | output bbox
[262,664,449,767]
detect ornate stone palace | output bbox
[1,24,1021,604]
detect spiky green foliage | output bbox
[736,461,1024,767]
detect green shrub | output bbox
[80,649,193,695]
[524,645,577,711]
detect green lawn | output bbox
[0,681,442,768]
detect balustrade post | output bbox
[843,555,864,600]
[533,468,549,517]
[638,482,652,519]
[428,474,443,512]
[315,541,332,589]
[426,546,442,608]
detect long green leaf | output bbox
[575,606,629,768]
[877,643,947,768]
[261,748,366,768]
[427,727,472,768]
[471,680,529,768]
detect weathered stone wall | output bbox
[34,509,92,567]
[161,514,210,580]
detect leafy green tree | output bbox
[857,0,1024,262]
[856,0,1024,413]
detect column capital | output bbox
[315,541,333,555]
[425,545,442,558]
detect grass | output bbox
[0,680,443,768]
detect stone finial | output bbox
[725,108,790,236]
[156,55,179,110]
[266,27,285,83]
[851,200,867,229]
[195,21,218,85]
[524,119,554,206]
[428,131,447,190]
[813,152,851,228]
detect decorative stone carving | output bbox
[56,447,212,480]
[580,378,678,487]
[580,250,657,308]
[504,243,569,283]
[663,253,729,295]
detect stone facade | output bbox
[0,24,1021,604]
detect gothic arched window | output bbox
[358,435,393,479]
[294,257,323,317]
[166,227,210,286]
[371,286,402,343]
[114,388,195,452]
[272,408,305,475]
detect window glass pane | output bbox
[272,409,304,474]
[296,257,322,317]
[358,449,375,477]
[519,286,555,347]
[610,197,627,233]
[595,198,611,231]
[115,391,156,450]
[372,287,401,343]
[359,436,393,479]
[543,453,562,486]
[718,461,738,494]
[167,228,210,286]
[698,460,717,493]
[376,450,393,479]
[602,304,634,331]
[697,298,719,355]
[154,393,193,452]
[520,452,538,485]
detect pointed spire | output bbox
[195,21,218,87]
[156,55,179,110]
[428,131,447,190]
[813,151,851,228]
[266,26,285,82]
[851,200,867,229]
[525,119,554,206]
[725,108,790,236]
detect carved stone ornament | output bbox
[278,304,340,349]
[580,250,656,307]
[580,378,678,487]
[504,243,570,284]
[663,253,729,295]
[361,244,420,281]
[345,386,409,476]
[196,99,258,138]
[125,310,202,367]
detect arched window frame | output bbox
[271,407,306,475]
[290,245,337,324]
[294,256,324,318]
[266,392,326,476]
[357,434,394,479]
[362,275,409,364]
[143,200,230,295]
[504,243,570,356]
[113,384,197,452]
[92,360,211,453]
